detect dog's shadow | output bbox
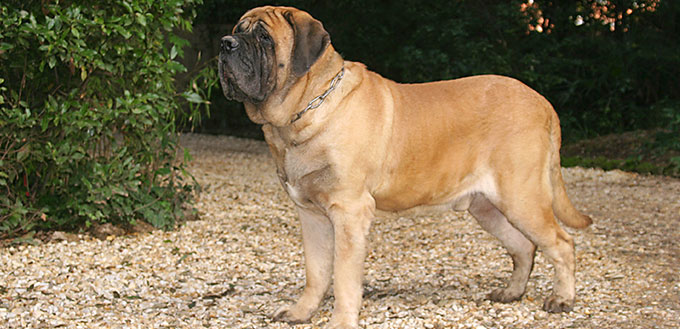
[361,276,495,305]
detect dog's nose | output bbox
[221,36,239,52]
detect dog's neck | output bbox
[257,49,346,147]
[289,64,345,124]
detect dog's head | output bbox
[219,6,331,105]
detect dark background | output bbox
[186,0,679,143]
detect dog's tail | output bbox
[548,111,593,229]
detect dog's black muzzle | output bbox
[218,30,273,103]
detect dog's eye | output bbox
[234,21,248,33]
[258,30,272,44]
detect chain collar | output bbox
[290,65,345,124]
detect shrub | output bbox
[0,0,206,238]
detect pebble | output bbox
[0,134,677,328]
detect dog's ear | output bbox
[285,11,330,77]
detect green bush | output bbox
[0,0,207,238]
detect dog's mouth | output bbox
[218,39,274,103]
[218,55,252,103]
[218,62,236,99]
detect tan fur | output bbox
[228,7,591,329]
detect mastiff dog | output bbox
[219,6,592,328]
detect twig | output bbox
[17,56,27,105]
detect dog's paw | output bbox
[487,288,523,303]
[542,294,574,313]
[271,305,313,324]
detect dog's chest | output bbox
[273,146,329,209]
[283,180,307,207]
[263,125,334,210]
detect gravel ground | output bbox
[1,133,678,328]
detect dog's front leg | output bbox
[273,207,334,324]
[326,194,375,329]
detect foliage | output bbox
[653,100,680,150]
[194,0,679,148]
[0,0,206,238]
[561,155,674,176]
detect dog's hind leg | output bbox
[495,185,577,313]
[468,194,536,302]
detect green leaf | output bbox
[12,232,39,246]
[136,13,147,27]
[183,92,204,104]
[170,45,178,60]
[121,2,133,13]
[17,146,29,162]
[0,43,13,52]
[114,25,132,39]
[156,167,171,176]
[41,117,49,132]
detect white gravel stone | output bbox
[0,133,678,328]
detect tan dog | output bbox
[219,6,592,329]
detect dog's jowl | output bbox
[219,6,592,329]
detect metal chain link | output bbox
[291,66,345,124]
